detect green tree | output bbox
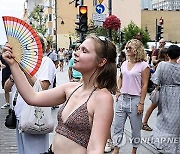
[75,20,150,48]
[29,5,48,36]
[123,21,150,48]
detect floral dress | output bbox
[151,61,180,154]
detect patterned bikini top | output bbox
[55,85,96,148]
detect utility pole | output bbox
[55,0,58,52]
[80,0,84,43]
[155,18,158,49]
[108,0,112,40]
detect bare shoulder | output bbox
[94,88,114,107]
[56,82,82,94]
[91,88,114,122]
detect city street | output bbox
[0,64,160,154]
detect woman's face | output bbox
[125,43,135,57]
[73,38,98,74]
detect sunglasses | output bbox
[125,46,133,50]
[98,36,108,54]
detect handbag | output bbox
[5,91,18,129]
[149,86,160,104]
[19,80,54,134]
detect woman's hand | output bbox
[2,43,16,66]
[137,102,144,114]
[115,90,121,102]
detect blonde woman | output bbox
[113,39,150,154]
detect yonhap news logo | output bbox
[116,134,179,148]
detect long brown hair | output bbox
[86,34,117,94]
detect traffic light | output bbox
[120,31,125,42]
[75,6,88,33]
[75,0,80,7]
[156,25,163,41]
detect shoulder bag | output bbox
[149,86,160,104]
[19,80,54,134]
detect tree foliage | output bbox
[123,21,150,47]
[87,20,150,48]
[29,5,48,36]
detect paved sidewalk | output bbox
[0,65,160,154]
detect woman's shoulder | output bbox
[121,60,128,68]
[140,61,149,66]
[157,61,167,68]
[63,82,81,90]
[136,61,149,70]
[94,88,113,105]
[91,88,114,116]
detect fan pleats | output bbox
[2,16,43,77]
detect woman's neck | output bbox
[128,57,135,64]
[169,58,178,63]
[81,73,97,90]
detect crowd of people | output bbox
[0,33,180,154]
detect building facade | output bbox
[141,10,180,42]
[111,0,141,28]
[41,0,96,48]
[152,0,180,10]
[24,0,180,48]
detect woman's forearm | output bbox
[117,74,122,90]
[140,67,150,104]
[140,85,148,104]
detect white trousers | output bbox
[16,120,49,154]
[113,94,143,148]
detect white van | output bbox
[147,41,173,49]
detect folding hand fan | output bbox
[2,16,43,76]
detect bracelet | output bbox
[139,102,144,105]
[9,76,14,82]
[116,88,120,92]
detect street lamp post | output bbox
[108,0,112,40]
[55,0,58,52]
[39,5,44,31]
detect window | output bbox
[93,0,97,6]
[45,0,52,7]
[47,28,52,35]
[49,14,52,21]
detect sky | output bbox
[0,0,25,45]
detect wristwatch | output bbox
[9,76,14,82]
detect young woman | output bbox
[142,47,169,131]
[2,34,117,154]
[151,45,180,154]
[113,39,150,154]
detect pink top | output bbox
[120,60,149,96]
